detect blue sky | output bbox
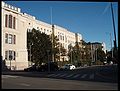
[4,1,118,51]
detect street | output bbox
[2,65,118,90]
[2,75,118,90]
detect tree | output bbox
[27,28,52,66]
[49,32,67,63]
[49,34,59,62]
[106,47,118,64]
[97,48,106,63]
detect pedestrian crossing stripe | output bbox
[47,73,95,80]
[80,74,87,78]
[47,74,55,77]
[59,74,68,77]
[52,73,62,77]
[72,74,81,78]
[89,74,94,79]
[66,74,75,78]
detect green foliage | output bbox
[97,48,106,62]
[68,40,94,66]
[27,28,52,65]
[27,28,67,66]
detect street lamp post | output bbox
[71,48,72,64]
[47,50,50,73]
[95,48,97,63]
[9,55,12,70]
[29,43,33,66]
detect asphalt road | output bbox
[2,64,118,90]
[2,75,118,90]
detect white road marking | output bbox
[72,74,81,78]
[59,74,67,77]
[47,74,55,77]
[53,73,62,77]
[2,75,19,78]
[20,83,30,86]
[66,74,74,78]
[89,74,94,79]
[80,74,87,78]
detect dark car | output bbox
[24,65,37,71]
[38,62,59,72]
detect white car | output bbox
[62,64,76,70]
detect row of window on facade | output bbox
[5,50,16,60]
[27,27,52,34]
[57,32,68,42]
[5,14,16,29]
[39,27,52,33]
[5,33,16,44]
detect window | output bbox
[5,14,16,29]
[9,50,12,60]
[5,33,8,43]
[27,29,31,32]
[8,34,12,44]
[5,14,8,27]
[60,35,62,40]
[13,51,16,60]
[13,17,16,29]
[37,27,39,30]
[58,35,59,40]
[63,36,64,41]
[65,36,67,42]
[5,50,16,60]
[5,51,8,60]
[13,35,16,44]
[44,29,46,33]
[9,15,12,28]
[5,33,16,44]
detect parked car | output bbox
[24,65,38,71]
[60,64,76,70]
[38,62,59,72]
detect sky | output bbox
[4,1,118,51]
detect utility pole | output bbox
[110,3,117,51]
[50,7,55,62]
[91,43,93,65]
[110,33,113,59]
[47,50,50,73]
[71,46,72,64]
[9,55,12,70]
[30,44,31,66]
[29,43,33,66]
[52,24,54,62]
[95,48,97,62]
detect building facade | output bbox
[86,42,106,63]
[1,1,82,70]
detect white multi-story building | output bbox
[1,1,82,70]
